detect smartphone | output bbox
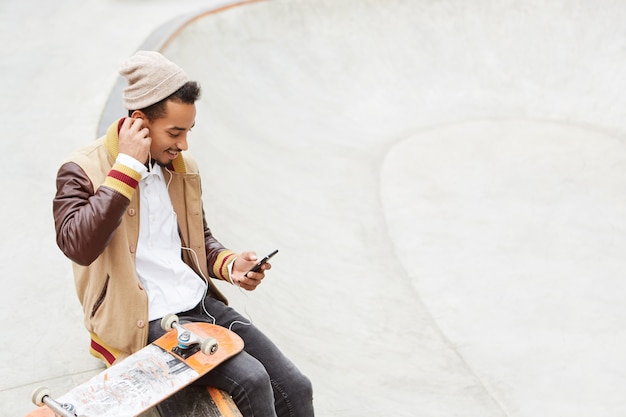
[246,249,279,275]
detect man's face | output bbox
[143,100,196,167]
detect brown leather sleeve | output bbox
[203,213,229,267]
[53,162,131,266]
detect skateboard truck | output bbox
[31,387,85,417]
[161,313,219,359]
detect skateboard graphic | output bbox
[26,314,244,417]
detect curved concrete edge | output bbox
[97,0,262,136]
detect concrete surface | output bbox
[2,0,626,416]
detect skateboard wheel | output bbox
[201,337,219,355]
[31,386,51,406]
[161,314,179,331]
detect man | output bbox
[53,50,314,417]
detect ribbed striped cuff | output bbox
[90,332,123,367]
[214,250,237,281]
[102,163,142,200]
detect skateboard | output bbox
[26,314,244,417]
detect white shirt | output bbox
[117,154,206,321]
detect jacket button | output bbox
[129,245,136,253]
[137,320,145,328]
[138,283,144,291]
[128,208,136,216]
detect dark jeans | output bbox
[148,295,314,417]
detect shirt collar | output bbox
[142,161,165,182]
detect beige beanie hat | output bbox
[119,50,190,110]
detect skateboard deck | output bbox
[26,319,244,417]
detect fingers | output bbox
[119,117,151,163]
[235,273,263,291]
[240,251,258,263]
[233,251,273,291]
[121,117,148,139]
[238,265,270,290]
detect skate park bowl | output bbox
[145,2,626,415]
[159,2,626,416]
[4,0,626,416]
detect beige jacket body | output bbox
[53,118,235,364]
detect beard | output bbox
[154,159,170,167]
[150,149,181,168]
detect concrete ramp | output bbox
[3,1,626,416]
[161,1,626,415]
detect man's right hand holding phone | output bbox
[232,250,277,291]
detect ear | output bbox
[130,110,146,120]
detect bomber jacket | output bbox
[53,118,236,365]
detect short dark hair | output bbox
[128,81,201,121]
